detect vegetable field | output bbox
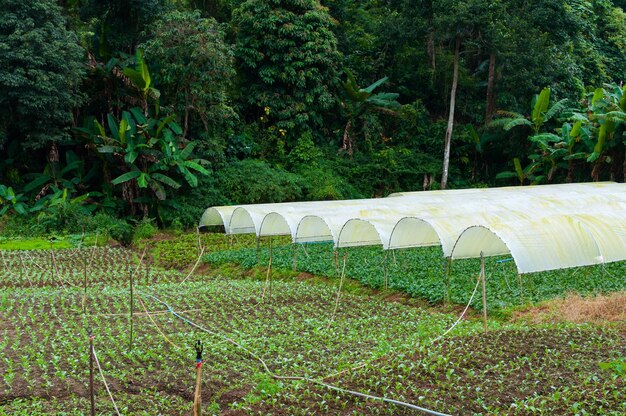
[1,235,625,415]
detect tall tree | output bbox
[0,0,85,151]
[141,10,237,159]
[234,0,341,148]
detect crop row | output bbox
[0,247,197,289]
[206,241,626,311]
[1,275,491,414]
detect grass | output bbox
[513,291,626,324]
[0,232,625,415]
[0,234,101,250]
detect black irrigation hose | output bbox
[139,291,452,416]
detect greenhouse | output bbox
[200,182,626,274]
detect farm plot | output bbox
[206,239,626,312]
[1,243,624,415]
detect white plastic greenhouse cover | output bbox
[199,182,626,273]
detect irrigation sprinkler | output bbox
[193,340,204,416]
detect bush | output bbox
[215,159,304,204]
[133,217,158,241]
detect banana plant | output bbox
[561,84,626,180]
[87,106,209,206]
[122,49,160,114]
[0,185,29,215]
[493,87,570,184]
[492,87,569,135]
[341,69,400,155]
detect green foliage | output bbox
[0,0,85,150]
[207,241,626,312]
[599,359,626,376]
[215,159,303,204]
[341,70,400,154]
[132,217,158,241]
[141,10,237,159]
[0,237,73,250]
[234,0,342,145]
[82,0,168,59]
[79,104,210,216]
[496,83,625,184]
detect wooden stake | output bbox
[89,330,95,416]
[443,256,452,312]
[193,364,202,416]
[196,227,201,258]
[518,273,524,304]
[269,237,273,296]
[261,257,273,301]
[383,252,389,290]
[292,244,297,271]
[193,340,203,416]
[480,252,487,335]
[327,254,347,330]
[83,252,88,314]
[255,237,260,263]
[129,267,134,351]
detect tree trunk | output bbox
[342,119,353,156]
[485,52,497,122]
[441,37,460,190]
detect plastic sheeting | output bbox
[199,182,626,273]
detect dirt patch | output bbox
[513,291,626,323]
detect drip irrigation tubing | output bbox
[92,344,122,416]
[430,276,481,344]
[320,274,482,381]
[177,246,206,286]
[139,290,451,416]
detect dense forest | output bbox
[1,0,625,235]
